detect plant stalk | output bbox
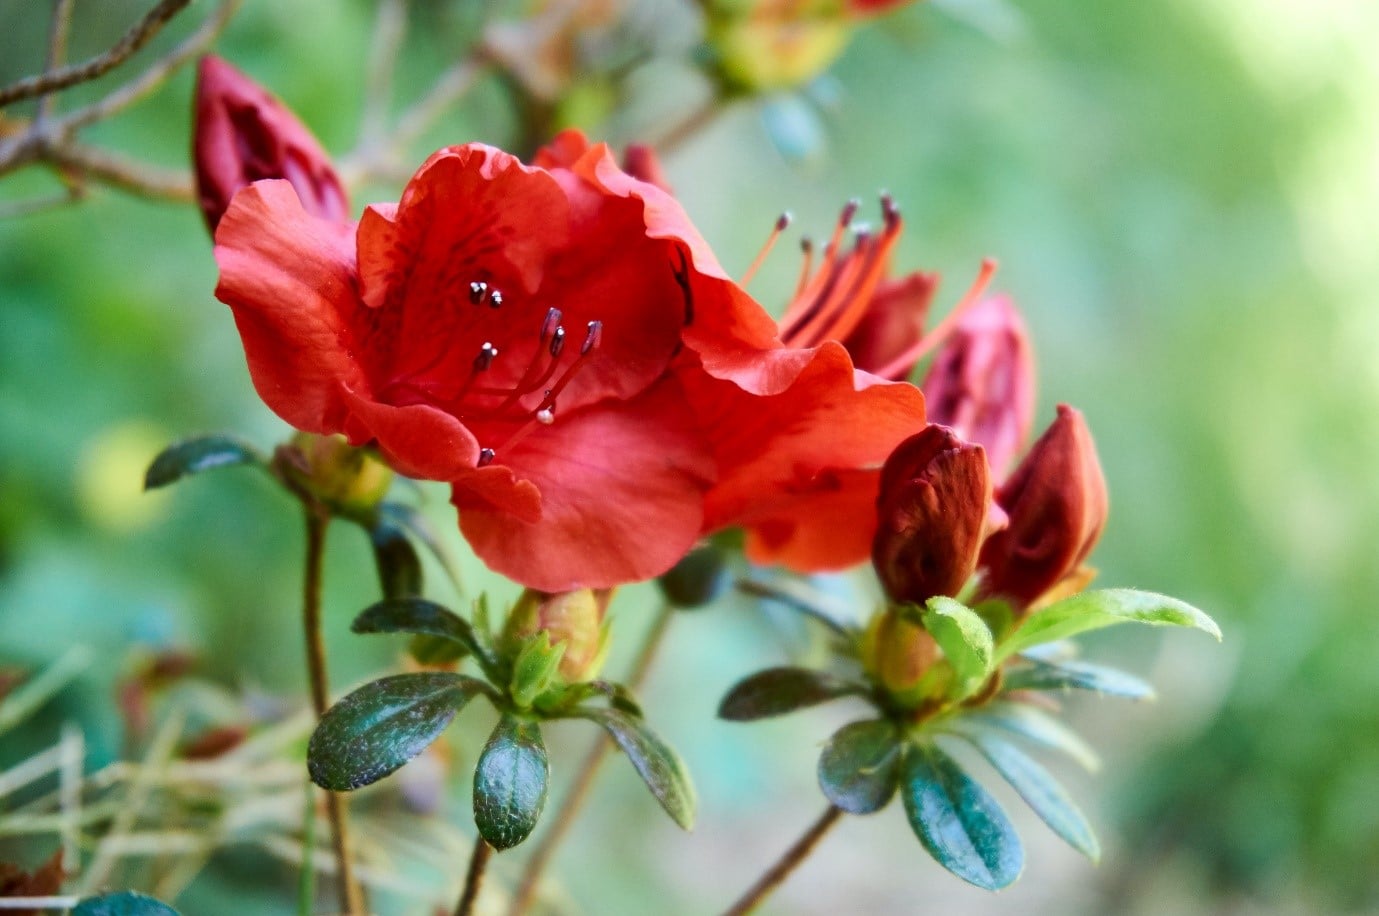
[454,839,494,916]
[720,805,844,916]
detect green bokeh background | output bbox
[2,0,1377,913]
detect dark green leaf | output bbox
[73,892,180,915]
[956,730,1100,861]
[921,598,995,699]
[718,667,865,721]
[473,714,549,850]
[143,435,260,490]
[657,546,731,608]
[901,743,1023,890]
[308,673,488,790]
[574,707,695,830]
[818,720,902,814]
[1003,658,1155,700]
[948,703,1100,772]
[996,589,1220,662]
[379,502,466,595]
[352,599,498,675]
[369,519,423,600]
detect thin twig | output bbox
[652,95,723,157]
[0,0,195,107]
[36,0,77,123]
[47,143,193,200]
[454,840,493,916]
[58,723,84,873]
[719,806,844,916]
[359,0,409,150]
[0,189,83,219]
[508,602,675,915]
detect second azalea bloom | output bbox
[979,404,1109,611]
[214,134,798,591]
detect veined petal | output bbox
[339,387,481,481]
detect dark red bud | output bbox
[192,55,348,232]
[872,425,992,605]
[622,144,673,193]
[921,295,1035,480]
[979,404,1108,611]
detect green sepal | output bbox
[545,679,643,717]
[351,598,500,678]
[1003,658,1155,700]
[996,589,1220,662]
[955,729,1100,862]
[73,893,180,915]
[919,597,995,700]
[571,707,696,830]
[473,714,549,850]
[817,719,902,814]
[947,702,1101,772]
[368,517,423,600]
[901,742,1024,891]
[307,672,490,791]
[509,632,566,710]
[143,435,261,490]
[718,667,867,721]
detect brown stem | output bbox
[507,602,675,915]
[36,0,76,123]
[301,510,366,916]
[720,805,844,916]
[652,96,724,157]
[47,144,192,201]
[453,840,493,916]
[0,0,194,107]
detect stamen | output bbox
[477,447,496,467]
[740,211,792,287]
[488,289,503,309]
[536,321,603,412]
[541,307,563,342]
[871,257,999,381]
[469,281,488,304]
[581,320,603,355]
[473,341,498,371]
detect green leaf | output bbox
[996,589,1220,662]
[308,672,488,790]
[379,502,466,594]
[718,667,866,721]
[574,707,695,830]
[473,714,549,850]
[73,892,180,915]
[921,598,995,698]
[901,742,1024,890]
[509,632,566,709]
[352,599,498,676]
[1003,658,1155,700]
[949,703,1100,772]
[956,730,1100,862]
[552,679,643,717]
[369,519,423,600]
[817,720,902,814]
[143,435,260,490]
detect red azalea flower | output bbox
[214,132,781,591]
[192,55,348,231]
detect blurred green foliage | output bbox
[2,0,1377,913]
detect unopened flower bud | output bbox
[621,144,673,193]
[872,425,992,605]
[706,1,851,94]
[192,55,348,232]
[275,433,393,519]
[502,588,605,683]
[979,405,1108,611]
[860,606,939,698]
[921,295,1035,481]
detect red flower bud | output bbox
[979,404,1108,611]
[621,144,672,193]
[502,588,606,683]
[872,425,992,605]
[920,295,1035,481]
[192,55,348,232]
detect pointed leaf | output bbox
[473,715,549,850]
[901,742,1024,890]
[553,679,643,717]
[718,667,867,721]
[143,435,260,489]
[308,672,488,790]
[818,720,902,814]
[73,892,180,915]
[1003,658,1155,700]
[379,501,466,594]
[949,703,1100,772]
[920,598,995,698]
[574,707,695,830]
[956,730,1100,861]
[352,599,499,676]
[369,518,423,600]
[997,589,1220,662]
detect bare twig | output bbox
[720,806,844,916]
[36,0,77,123]
[0,189,83,219]
[359,0,409,150]
[48,143,192,201]
[0,0,195,108]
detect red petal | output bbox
[743,467,881,569]
[340,387,481,480]
[213,180,366,433]
[452,378,715,591]
[840,270,938,378]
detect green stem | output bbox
[454,839,493,916]
[720,805,844,916]
[302,510,365,916]
[507,602,675,915]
